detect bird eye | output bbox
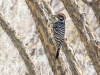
[59,13,66,19]
[58,15,64,20]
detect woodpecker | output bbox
[52,13,66,59]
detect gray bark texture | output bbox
[61,0,100,75]
[0,13,37,75]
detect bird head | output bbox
[53,13,66,21]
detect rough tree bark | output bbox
[82,0,100,24]
[63,41,81,75]
[25,0,66,75]
[0,13,37,75]
[25,0,81,75]
[61,0,100,75]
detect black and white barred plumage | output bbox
[52,13,66,59]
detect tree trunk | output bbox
[61,0,100,74]
[0,13,37,75]
[82,0,100,24]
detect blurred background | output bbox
[0,0,99,75]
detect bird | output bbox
[52,13,66,59]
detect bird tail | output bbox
[56,48,60,59]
